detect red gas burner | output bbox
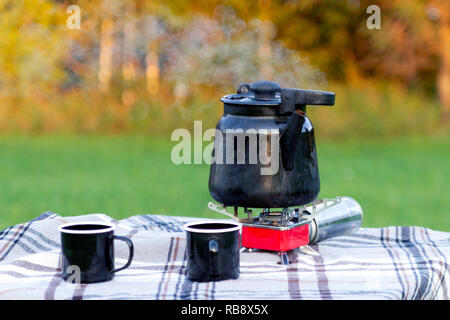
[208,202,318,264]
[241,220,311,264]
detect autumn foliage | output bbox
[0,0,448,137]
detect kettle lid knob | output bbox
[248,81,281,100]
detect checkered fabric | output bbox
[0,212,449,300]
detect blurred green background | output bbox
[0,0,449,231]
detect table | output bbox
[0,212,449,300]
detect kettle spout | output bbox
[280,111,305,171]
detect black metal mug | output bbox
[59,222,134,284]
[184,221,240,282]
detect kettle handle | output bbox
[280,88,335,114]
[280,111,305,171]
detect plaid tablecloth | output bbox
[0,212,449,300]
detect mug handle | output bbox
[112,235,134,273]
[209,238,219,275]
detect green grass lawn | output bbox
[0,133,449,231]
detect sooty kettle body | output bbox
[208,81,335,208]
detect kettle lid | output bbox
[221,81,282,107]
[221,80,335,116]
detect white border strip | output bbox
[183,220,241,234]
[59,221,116,234]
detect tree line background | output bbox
[0,0,449,138]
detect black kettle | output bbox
[208,81,335,209]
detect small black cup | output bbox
[59,222,134,284]
[184,221,240,282]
